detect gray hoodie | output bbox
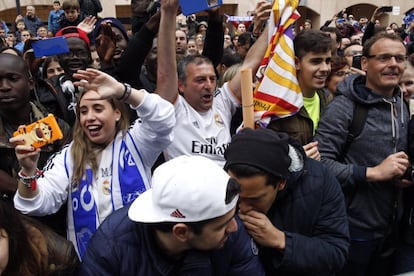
[314,73,408,239]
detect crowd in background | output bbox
[0,0,414,275]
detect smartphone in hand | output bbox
[13,114,63,148]
[378,6,393,13]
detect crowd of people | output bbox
[0,0,414,275]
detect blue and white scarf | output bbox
[69,136,147,258]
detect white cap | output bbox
[128,155,239,223]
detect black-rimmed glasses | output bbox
[366,54,407,63]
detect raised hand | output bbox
[73,68,124,100]
[252,0,272,34]
[77,15,97,34]
[95,22,116,64]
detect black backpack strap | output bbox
[340,102,369,161]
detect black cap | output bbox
[224,128,291,179]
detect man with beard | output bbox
[16,5,44,35]
[175,29,188,61]
[314,32,411,276]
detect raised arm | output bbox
[155,0,179,103]
[115,11,161,88]
[228,1,271,101]
[202,8,224,69]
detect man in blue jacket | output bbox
[314,32,411,275]
[79,155,264,275]
[224,128,350,275]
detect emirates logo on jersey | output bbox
[170,209,186,218]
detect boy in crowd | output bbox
[59,0,86,29]
[48,0,64,36]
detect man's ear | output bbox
[178,79,185,95]
[294,56,300,71]
[278,179,287,191]
[28,76,35,91]
[172,223,190,242]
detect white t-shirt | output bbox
[164,82,240,167]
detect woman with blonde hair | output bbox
[10,69,175,259]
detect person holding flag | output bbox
[244,0,333,160]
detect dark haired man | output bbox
[37,26,92,126]
[158,0,270,167]
[79,155,264,275]
[267,29,333,159]
[224,127,349,275]
[314,32,411,275]
[0,53,70,234]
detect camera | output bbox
[402,166,414,181]
[379,6,393,13]
[352,55,362,70]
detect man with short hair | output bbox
[49,26,92,125]
[343,42,363,68]
[79,155,265,275]
[159,2,269,167]
[267,29,333,159]
[314,32,411,276]
[175,29,188,56]
[224,128,349,275]
[20,5,44,34]
[0,53,70,234]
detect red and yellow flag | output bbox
[253,0,302,127]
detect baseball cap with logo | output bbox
[128,155,239,223]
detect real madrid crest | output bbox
[214,113,224,127]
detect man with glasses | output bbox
[79,155,264,275]
[46,26,92,126]
[315,32,411,276]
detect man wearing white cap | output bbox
[79,155,264,275]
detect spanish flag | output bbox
[253,0,302,127]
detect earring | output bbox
[116,118,120,122]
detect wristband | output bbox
[18,169,43,191]
[117,83,132,102]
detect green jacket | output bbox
[266,89,330,145]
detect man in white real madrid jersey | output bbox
[156,0,269,167]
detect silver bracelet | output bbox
[118,83,132,101]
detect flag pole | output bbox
[241,68,254,129]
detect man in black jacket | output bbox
[224,128,350,275]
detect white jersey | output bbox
[164,82,240,167]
